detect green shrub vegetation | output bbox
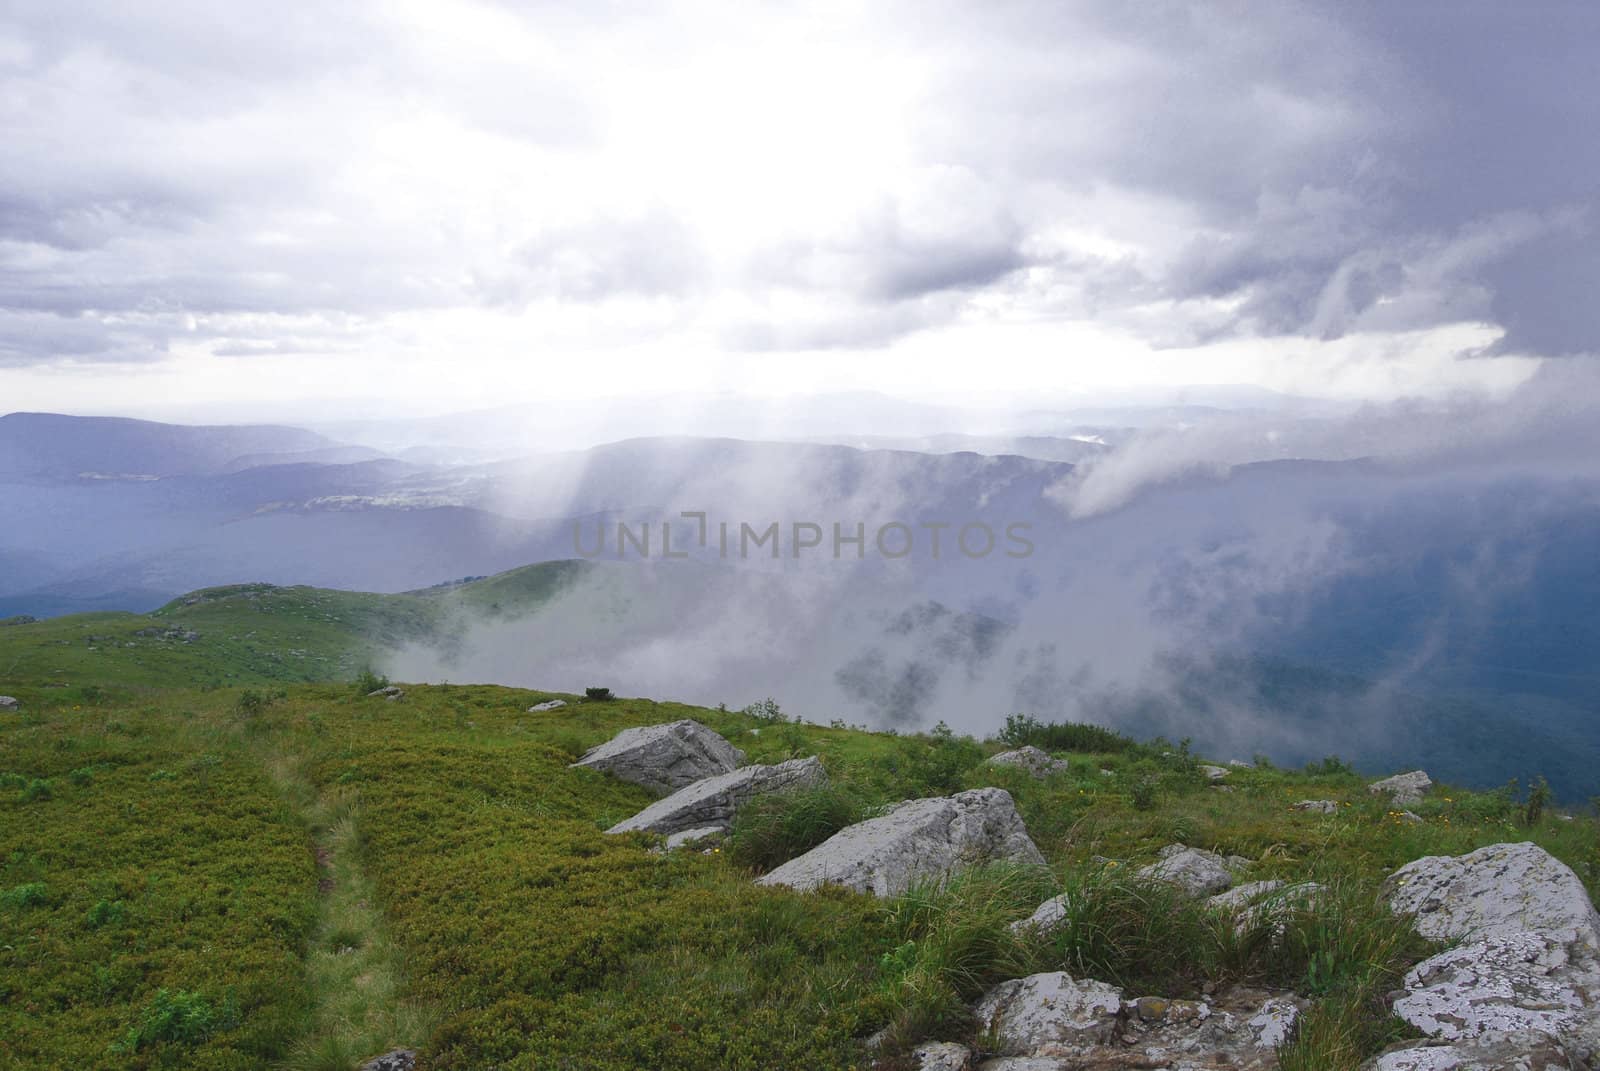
[1,587,1598,1070]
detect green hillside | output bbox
[2,566,1598,1070]
[0,560,591,693]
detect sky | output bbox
[1,0,1595,419]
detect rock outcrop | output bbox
[573,719,745,795]
[367,686,403,700]
[755,787,1044,897]
[1368,1031,1583,1070]
[1369,770,1433,805]
[1294,799,1339,814]
[1200,764,1230,781]
[527,699,566,712]
[0,696,18,712]
[1137,844,1235,897]
[1374,842,1600,1067]
[987,746,1068,778]
[969,975,1301,1070]
[608,756,823,836]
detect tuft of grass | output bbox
[876,863,1058,1048]
[726,785,867,872]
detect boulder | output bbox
[1137,844,1234,897]
[756,787,1045,897]
[911,1041,973,1071]
[0,696,18,712]
[572,719,745,795]
[987,746,1068,778]
[975,972,1123,1054]
[527,699,567,712]
[357,1051,415,1071]
[1209,881,1326,935]
[609,756,823,836]
[1383,842,1600,950]
[367,686,403,700]
[1228,759,1253,768]
[1370,770,1434,805]
[1294,799,1339,814]
[1200,764,1229,781]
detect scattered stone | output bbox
[975,972,1124,1054]
[0,696,18,712]
[1200,764,1229,780]
[1370,770,1434,805]
[911,1040,973,1071]
[988,745,1069,778]
[367,686,404,700]
[1209,880,1287,911]
[1137,844,1234,897]
[1383,842,1600,950]
[1398,810,1424,824]
[1295,799,1339,814]
[609,756,824,836]
[572,719,745,795]
[357,1050,415,1071]
[756,787,1045,897]
[1010,892,1072,937]
[1228,759,1253,768]
[527,699,567,712]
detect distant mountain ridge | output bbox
[0,411,383,479]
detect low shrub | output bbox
[998,713,1138,754]
[584,686,615,702]
[1,882,51,909]
[114,988,237,1052]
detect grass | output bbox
[2,587,1598,1069]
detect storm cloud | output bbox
[0,1,1595,396]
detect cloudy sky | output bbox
[1,1,1594,418]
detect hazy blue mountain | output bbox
[0,412,375,479]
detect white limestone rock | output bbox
[1366,1032,1582,1070]
[1390,932,1600,1049]
[1137,844,1234,897]
[1383,842,1600,950]
[608,756,824,836]
[1010,892,1073,937]
[1294,799,1339,814]
[755,788,1044,897]
[572,719,745,796]
[988,746,1069,778]
[974,972,1123,1055]
[1369,770,1434,805]
[527,699,567,712]
[910,1041,973,1071]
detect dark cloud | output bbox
[1,1,1595,368]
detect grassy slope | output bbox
[3,572,1599,1070]
[0,560,590,694]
